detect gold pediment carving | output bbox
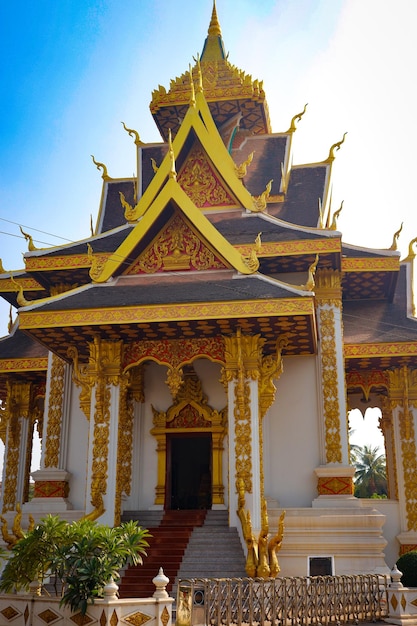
[151,366,226,430]
[127,211,227,274]
[177,144,236,208]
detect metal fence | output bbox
[176,574,388,626]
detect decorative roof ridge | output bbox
[233,271,315,297]
[342,241,402,258]
[22,223,134,258]
[241,211,341,238]
[15,282,98,313]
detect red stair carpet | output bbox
[118,509,207,598]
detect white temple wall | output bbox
[264,355,321,507]
[66,382,89,511]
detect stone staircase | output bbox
[118,509,246,598]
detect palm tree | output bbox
[353,444,387,498]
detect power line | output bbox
[0,216,73,243]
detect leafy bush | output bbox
[0,515,150,615]
[396,550,417,587]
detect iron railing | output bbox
[176,574,388,626]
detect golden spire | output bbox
[208,0,221,36]
[201,0,226,62]
[7,306,13,334]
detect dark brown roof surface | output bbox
[343,264,417,344]
[0,328,48,359]
[276,165,328,228]
[31,272,305,312]
[231,135,288,197]
[100,180,135,233]
[31,225,133,257]
[342,244,398,259]
[210,213,335,245]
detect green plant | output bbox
[0,515,150,615]
[396,550,417,587]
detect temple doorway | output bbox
[167,434,212,510]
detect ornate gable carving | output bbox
[177,144,236,208]
[126,211,228,274]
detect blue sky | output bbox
[1,0,414,464]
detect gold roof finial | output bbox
[0,258,5,273]
[196,54,203,93]
[8,306,14,334]
[318,198,324,229]
[252,180,273,212]
[91,155,111,181]
[189,64,196,107]
[389,222,403,251]
[405,236,417,261]
[208,0,221,36]
[326,132,347,162]
[19,226,38,251]
[168,129,177,181]
[235,151,254,179]
[151,158,159,174]
[287,103,308,133]
[10,275,30,307]
[121,122,143,146]
[301,255,319,291]
[330,200,344,230]
[201,0,226,62]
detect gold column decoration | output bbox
[223,331,265,493]
[84,338,123,522]
[388,367,417,531]
[44,354,66,468]
[237,478,285,578]
[2,382,31,512]
[380,395,398,500]
[67,346,93,420]
[115,371,134,526]
[315,269,344,464]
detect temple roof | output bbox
[150,3,271,141]
[344,263,417,370]
[18,271,317,361]
[0,327,48,399]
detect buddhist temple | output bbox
[1,3,417,582]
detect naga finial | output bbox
[189,64,196,107]
[390,222,403,251]
[287,103,308,133]
[7,305,14,334]
[243,233,262,273]
[20,226,38,251]
[405,236,417,261]
[121,121,143,146]
[234,151,254,179]
[91,155,111,180]
[168,129,177,181]
[252,180,273,212]
[0,258,5,273]
[196,54,203,93]
[330,200,344,230]
[326,132,347,162]
[301,255,319,291]
[151,158,159,174]
[10,275,31,307]
[318,197,324,228]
